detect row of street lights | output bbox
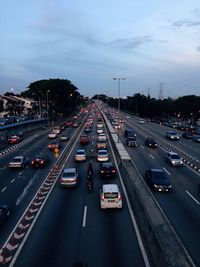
[112,77,125,142]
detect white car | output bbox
[165,131,179,140]
[97,129,104,134]
[9,156,27,168]
[100,184,122,209]
[48,132,58,139]
[97,149,109,162]
[97,133,107,142]
[139,119,145,124]
[75,149,87,161]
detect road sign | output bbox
[55,153,59,158]
[54,148,59,153]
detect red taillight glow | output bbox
[112,170,116,173]
[118,193,122,200]
[101,194,105,201]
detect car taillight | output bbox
[118,193,122,200]
[41,160,44,164]
[100,170,104,173]
[112,170,116,173]
[31,161,34,164]
[101,194,105,201]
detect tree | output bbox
[21,78,80,117]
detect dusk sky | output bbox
[1,0,200,98]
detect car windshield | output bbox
[76,151,85,155]
[104,192,118,199]
[63,172,75,178]
[99,151,107,155]
[171,155,180,159]
[13,158,22,163]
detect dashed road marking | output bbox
[162,167,171,176]
[82,206,87,227]
[1,187,7,192]
[186,190,200,205]
[149,154,155,160]
[10,179,15,183]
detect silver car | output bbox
[166,152,183,166]
[60,168,79,187]
[75,149,87,161]
[9,156,27,168]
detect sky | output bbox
[1,0,200,98]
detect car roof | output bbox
[102,184,119,193]
[14,156,24,159]
[76,149,86,153]
[167,152,178,156]
[63,168,76,173]
[150,168,164,173]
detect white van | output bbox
[100,184,122,209]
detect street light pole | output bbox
[113,77,125,142]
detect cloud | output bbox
[197,46,200,52]
[108,36,153,50]
[173,19,200,27]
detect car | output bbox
[145,138,157,148]
[9,156,28,168]
[119,119,124,123]
[48,132,58,139]
[100,184,122,209]
[166,152,183,166]
[84,127,92,133]
[31,154,49,168]
[97,149,109,162]
[182,132,193,139]
[8,135,22,144]
[60,134,70,141]
[124,129,136,138]
[96,141,107,149]
[126,137,137,147]
[52,126,61,134]
[99,162,117,178]
[139,119,145,124]
[97,123,104,129]
[80,135,89,145]
[165,131,179,140]
[97,133,107,142]
[145,169,172,192]
[193,135,200,143]
[97,129,104,134]
[0,205,10,224]
[75,149,87,161]
[60,168,79,187]
[72,122,79,128]
[47,140,62,150]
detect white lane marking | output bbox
[141,145,144,149]
[82,206,87,227]
[18,172,23,176]
[16,179,33,206]
[186,191,200,205]
[1,187,6,192]
[10,179,15,183]
[149,154,155,159]
[162,167,171,176]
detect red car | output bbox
[80,135,89,145]
[8,135,22,144]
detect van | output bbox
[124,129,136,138]
[100,184,122,209]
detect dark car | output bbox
[126,137,137,147]
[0,205,10,224]
[31,154,49,168]
[145,169,172,192]
[145,138,157,148]
[182,132,193,139]
[47,140,62,151]
[99,162,117,178]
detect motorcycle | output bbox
[86,179,93,192]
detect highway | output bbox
[118,112,200,266]
[0,110,148,267]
